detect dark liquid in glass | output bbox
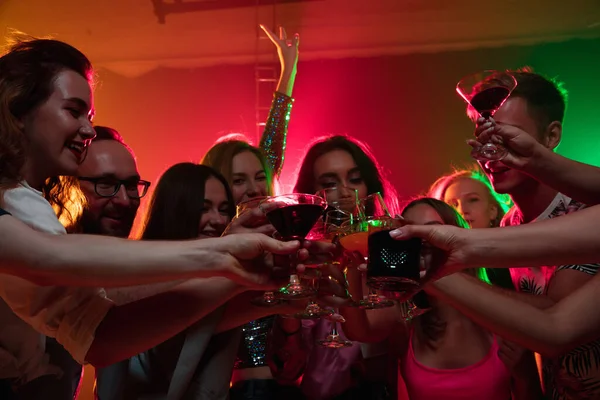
[470,86,510,118]
[367,230,421,292]
[266,204,323,240]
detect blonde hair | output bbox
[428,165,512,227]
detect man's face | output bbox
[478,97,544,195]
[77,140,141,237]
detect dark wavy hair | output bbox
[139,163,235,240]
[0,34,94,226]
[293,134,400,215]
[200,136,274,197]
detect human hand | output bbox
[211,233,301,289]
[468,117,546,171]
[260,24,299,78]
[222,208,275,236]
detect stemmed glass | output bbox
[317,307,353,349]
[286,217,340,319]
[236,197,283,307]
[339,193,395,310]
[260,194,327,299]
[456,70,518,161]
[317,186,362,220]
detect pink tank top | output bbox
[401,329,511,400]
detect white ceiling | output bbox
[1,0,598,77]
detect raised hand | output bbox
[467,117,545,170]
[222,207,275,236]
[260,24,299,96]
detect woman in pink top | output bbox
[342,198,543,400]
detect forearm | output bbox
[276,69,296,98]
[106,280,185,305]
[426,273,560,353]
[10,220,228,287]
[527,148,600,206]
[464,205,600,269]
[215,291,299,333]
[259,92,293,177]
[86,277,244,367]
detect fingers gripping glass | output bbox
[339,193,395,310]
[260,194,327,300]
[78,177,151,199]
[456,70,517,161]
[237,196,282,307]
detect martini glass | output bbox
[260,194,326,299]
[339,193,395,310]
[457,70,517,161]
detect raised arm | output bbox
[258,25,298,177]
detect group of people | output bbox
[0,23,599,400]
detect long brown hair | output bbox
[200,136,274,196]
[0,34,94,226]
[139,163,234,240]
[428,165,512,227]
[293,134,400,215]
[401,198,489,347]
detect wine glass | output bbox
[339,193,395,310]
[287,219,340,319]
[456,70,518,161]
[317,187,362,220]
[317,309,353,349]
[260,194,327,299]
[236,196,269,217]
[237,197,283,307]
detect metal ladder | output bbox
[254,0,279,141]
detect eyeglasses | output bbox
[78,177,151,199]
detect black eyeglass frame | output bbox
[78,177,151,199]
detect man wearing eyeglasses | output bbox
[74,126,150,238]
[38,126,150,400]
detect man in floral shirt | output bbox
[425,68,600,400]
[472,68,600,400]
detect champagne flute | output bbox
[456,70,517,161]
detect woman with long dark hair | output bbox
[281,134,401,399]
[341,198,542,400]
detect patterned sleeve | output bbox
[557,263,600,275]
[258,91,294,178]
